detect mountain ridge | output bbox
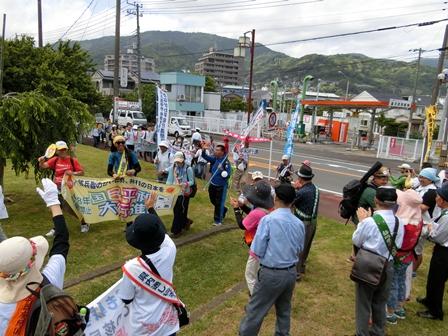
[78,30,437,97]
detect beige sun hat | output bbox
[0,236,49,303]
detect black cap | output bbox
[437,183,448,202]
[296,164,314,179]
[274,183,296,204]
[376,186,397,204]
[126,214,166,253]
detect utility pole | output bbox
[37,0,43,47]
[113,0,121,123]
[127,1,143,105]
[407,48,423,139]
[247,29,255,124]
[0,14,6,97]
[423,24,448,164]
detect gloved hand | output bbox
[36,178,60,207]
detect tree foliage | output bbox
[0,36,96,185]
[205,76,218,92]
[0,92,93,182]
[221,98,247,112]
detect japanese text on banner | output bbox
[61,175,180,224]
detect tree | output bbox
[221,98,247,112]
[124,84,157,122]
[205,76,218,92]
[0,92,93,186]
[0,36,96,187]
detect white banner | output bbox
[156,88,169,144]
[85,280,127,336]
[241,105,264,138]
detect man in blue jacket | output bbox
[201,142,231,225]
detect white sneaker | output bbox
[80,224,90,233]
[45,229,55,237]
[213,222,222,226]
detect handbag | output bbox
[350,215,399,288]
[140,255,190,327]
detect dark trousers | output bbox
[171,196,190,234]
[424,244,448,319]
[208,184,227,224]
[239,266,297,335]
[297,219,317,274]
[93,136,100,147]
[355,262,393,336]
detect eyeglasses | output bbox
[115,141,125,145]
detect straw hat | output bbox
[0,236,49,303]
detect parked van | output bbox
[168,116,192,137]
[109,100,147,126]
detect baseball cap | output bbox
[251,171,264,180]
[397,163,411,170]
[374,167,390,177]
[55,141,68,150]
[173,152,185,163]
[282,155,289,161]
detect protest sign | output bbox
[61,175,180,224]
[156,87,169,144]
[85,280,126,336]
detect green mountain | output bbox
[79,30,437,97]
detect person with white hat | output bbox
[38,141,87,234]
[276,155,294,184]
[154,141,173,183]
[191,127,202,146]
[118,192,180,335]
[0,178,70,334]
[166,152,195,237]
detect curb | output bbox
[64,224,238,289]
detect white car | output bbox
[168,117,192,137]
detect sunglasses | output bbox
[115,141,125,145]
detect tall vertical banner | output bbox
[283,98,301,157]
[156,87,169,144]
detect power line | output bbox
[57,0,96,41]
[140,0,323,14]
[149,17,448,58]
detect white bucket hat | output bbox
[0,236,49,303]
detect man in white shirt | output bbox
[353,186,404,336]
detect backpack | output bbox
[25,278,89,336]
[338,161,383,222]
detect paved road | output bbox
[232,139,406,195]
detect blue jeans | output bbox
[387,262,409,310]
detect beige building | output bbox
[194,47,243,86]
[104,49,155,73]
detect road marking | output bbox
[319,188,343,196]
[248,159,362,178]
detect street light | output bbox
[234,29,255,124]
[338,70,350,101]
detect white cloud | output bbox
[0,0,445,61]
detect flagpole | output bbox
[268,139,273,179]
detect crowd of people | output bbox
[350,161,448,336]
[1,122,448,335]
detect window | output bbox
[164,84,172,92]
[360,120,368,126]
[185,85,201,103]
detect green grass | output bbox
[2,144,447,335]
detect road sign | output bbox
[268,112,277,128]
[120,67,128,88]
[389,99,411,109]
